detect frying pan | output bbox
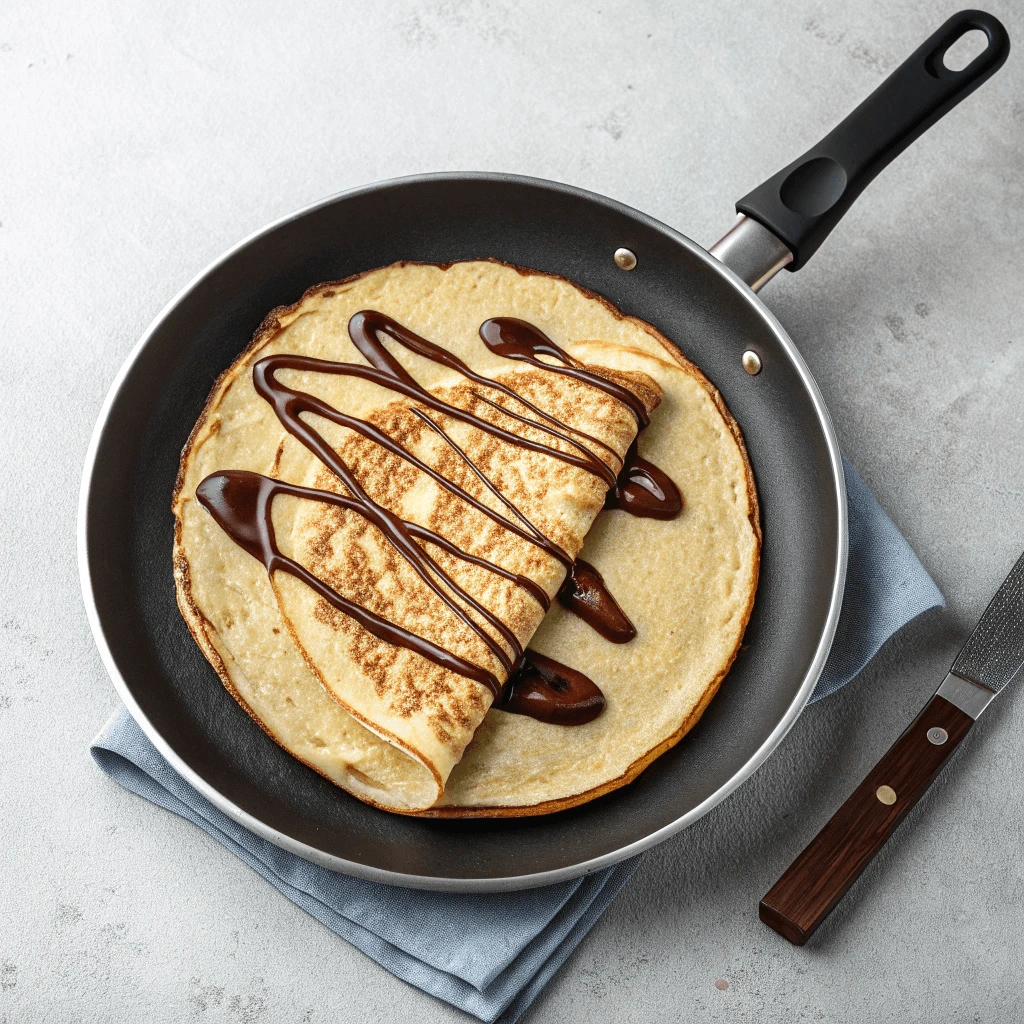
[79,12,1009,890]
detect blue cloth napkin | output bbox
[90,455,941,1024]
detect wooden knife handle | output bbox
[760,694,974,945]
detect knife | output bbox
[760,548,1024,946]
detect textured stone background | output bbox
[2,0,1022,1020]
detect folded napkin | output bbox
[90,455,941,1024]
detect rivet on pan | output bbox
[876,785,897,806]
[742,350,762,375]
[614,247,637,270]
[927,727,948,745]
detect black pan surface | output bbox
[80,174,845,889]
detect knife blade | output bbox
[940,550,1024,709]
[760,547,1024,946]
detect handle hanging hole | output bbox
[942,28,989,72]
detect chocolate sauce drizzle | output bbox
[557,559,637,644]
[497,650,605,726]
[605,439,685,520]
[197,312,682,726]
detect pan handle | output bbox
[714,10,1009,285]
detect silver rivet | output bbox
[927,727,948,745]
[742,350,762,375]
[614,247,637,270]
[876,785,897,806]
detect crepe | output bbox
[173,259,759,815]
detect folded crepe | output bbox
[173,259,759,814]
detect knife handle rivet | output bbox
[927,727,948,745]
[876,785,897,806]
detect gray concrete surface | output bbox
[2,0,1023,1020]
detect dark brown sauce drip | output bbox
[198,311,682,725]
[557,558,637,643]
[604,439,683,520]
[479,317,651,429]
[498,649,605,726]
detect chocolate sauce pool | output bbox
[604,439,684,520]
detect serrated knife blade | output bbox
[761,546,1024,946]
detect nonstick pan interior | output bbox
[80,174,845,889]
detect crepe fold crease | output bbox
[173,260,760,815]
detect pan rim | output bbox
[78,171,848,891]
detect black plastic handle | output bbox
[737,10,1010,270]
